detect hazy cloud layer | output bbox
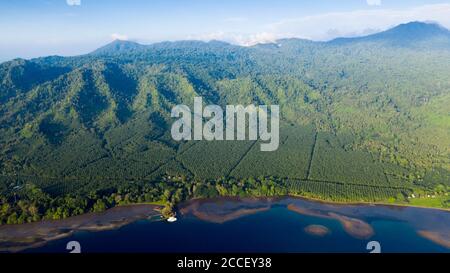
[66,0,81,6]
[190,31,277,47]
[367,0,382,6]
[111,33,129,41]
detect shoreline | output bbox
[178,194,450,213]
[0,204,161,253]
[285,194,450,212]
[0,195,448,252]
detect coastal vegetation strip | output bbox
[0,171,448,226]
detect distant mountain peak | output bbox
[384,21,449,36]
[91,39,146,55]
[329,21,450,48]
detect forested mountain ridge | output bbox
[0,22,449,224]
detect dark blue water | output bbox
[26,199,450,253]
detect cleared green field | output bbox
[408,195,450,208]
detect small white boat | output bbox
[167,216,177,222]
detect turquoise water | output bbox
[26,198,450,253]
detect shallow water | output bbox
[22,197,450,253]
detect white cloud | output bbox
[66,0,81,6]
[367,0,381,6]
[189,31,277,46]
[111,33,129,41]
[240,32,278,46]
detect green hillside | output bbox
[0,22,449,224]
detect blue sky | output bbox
[1,0,450,61]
